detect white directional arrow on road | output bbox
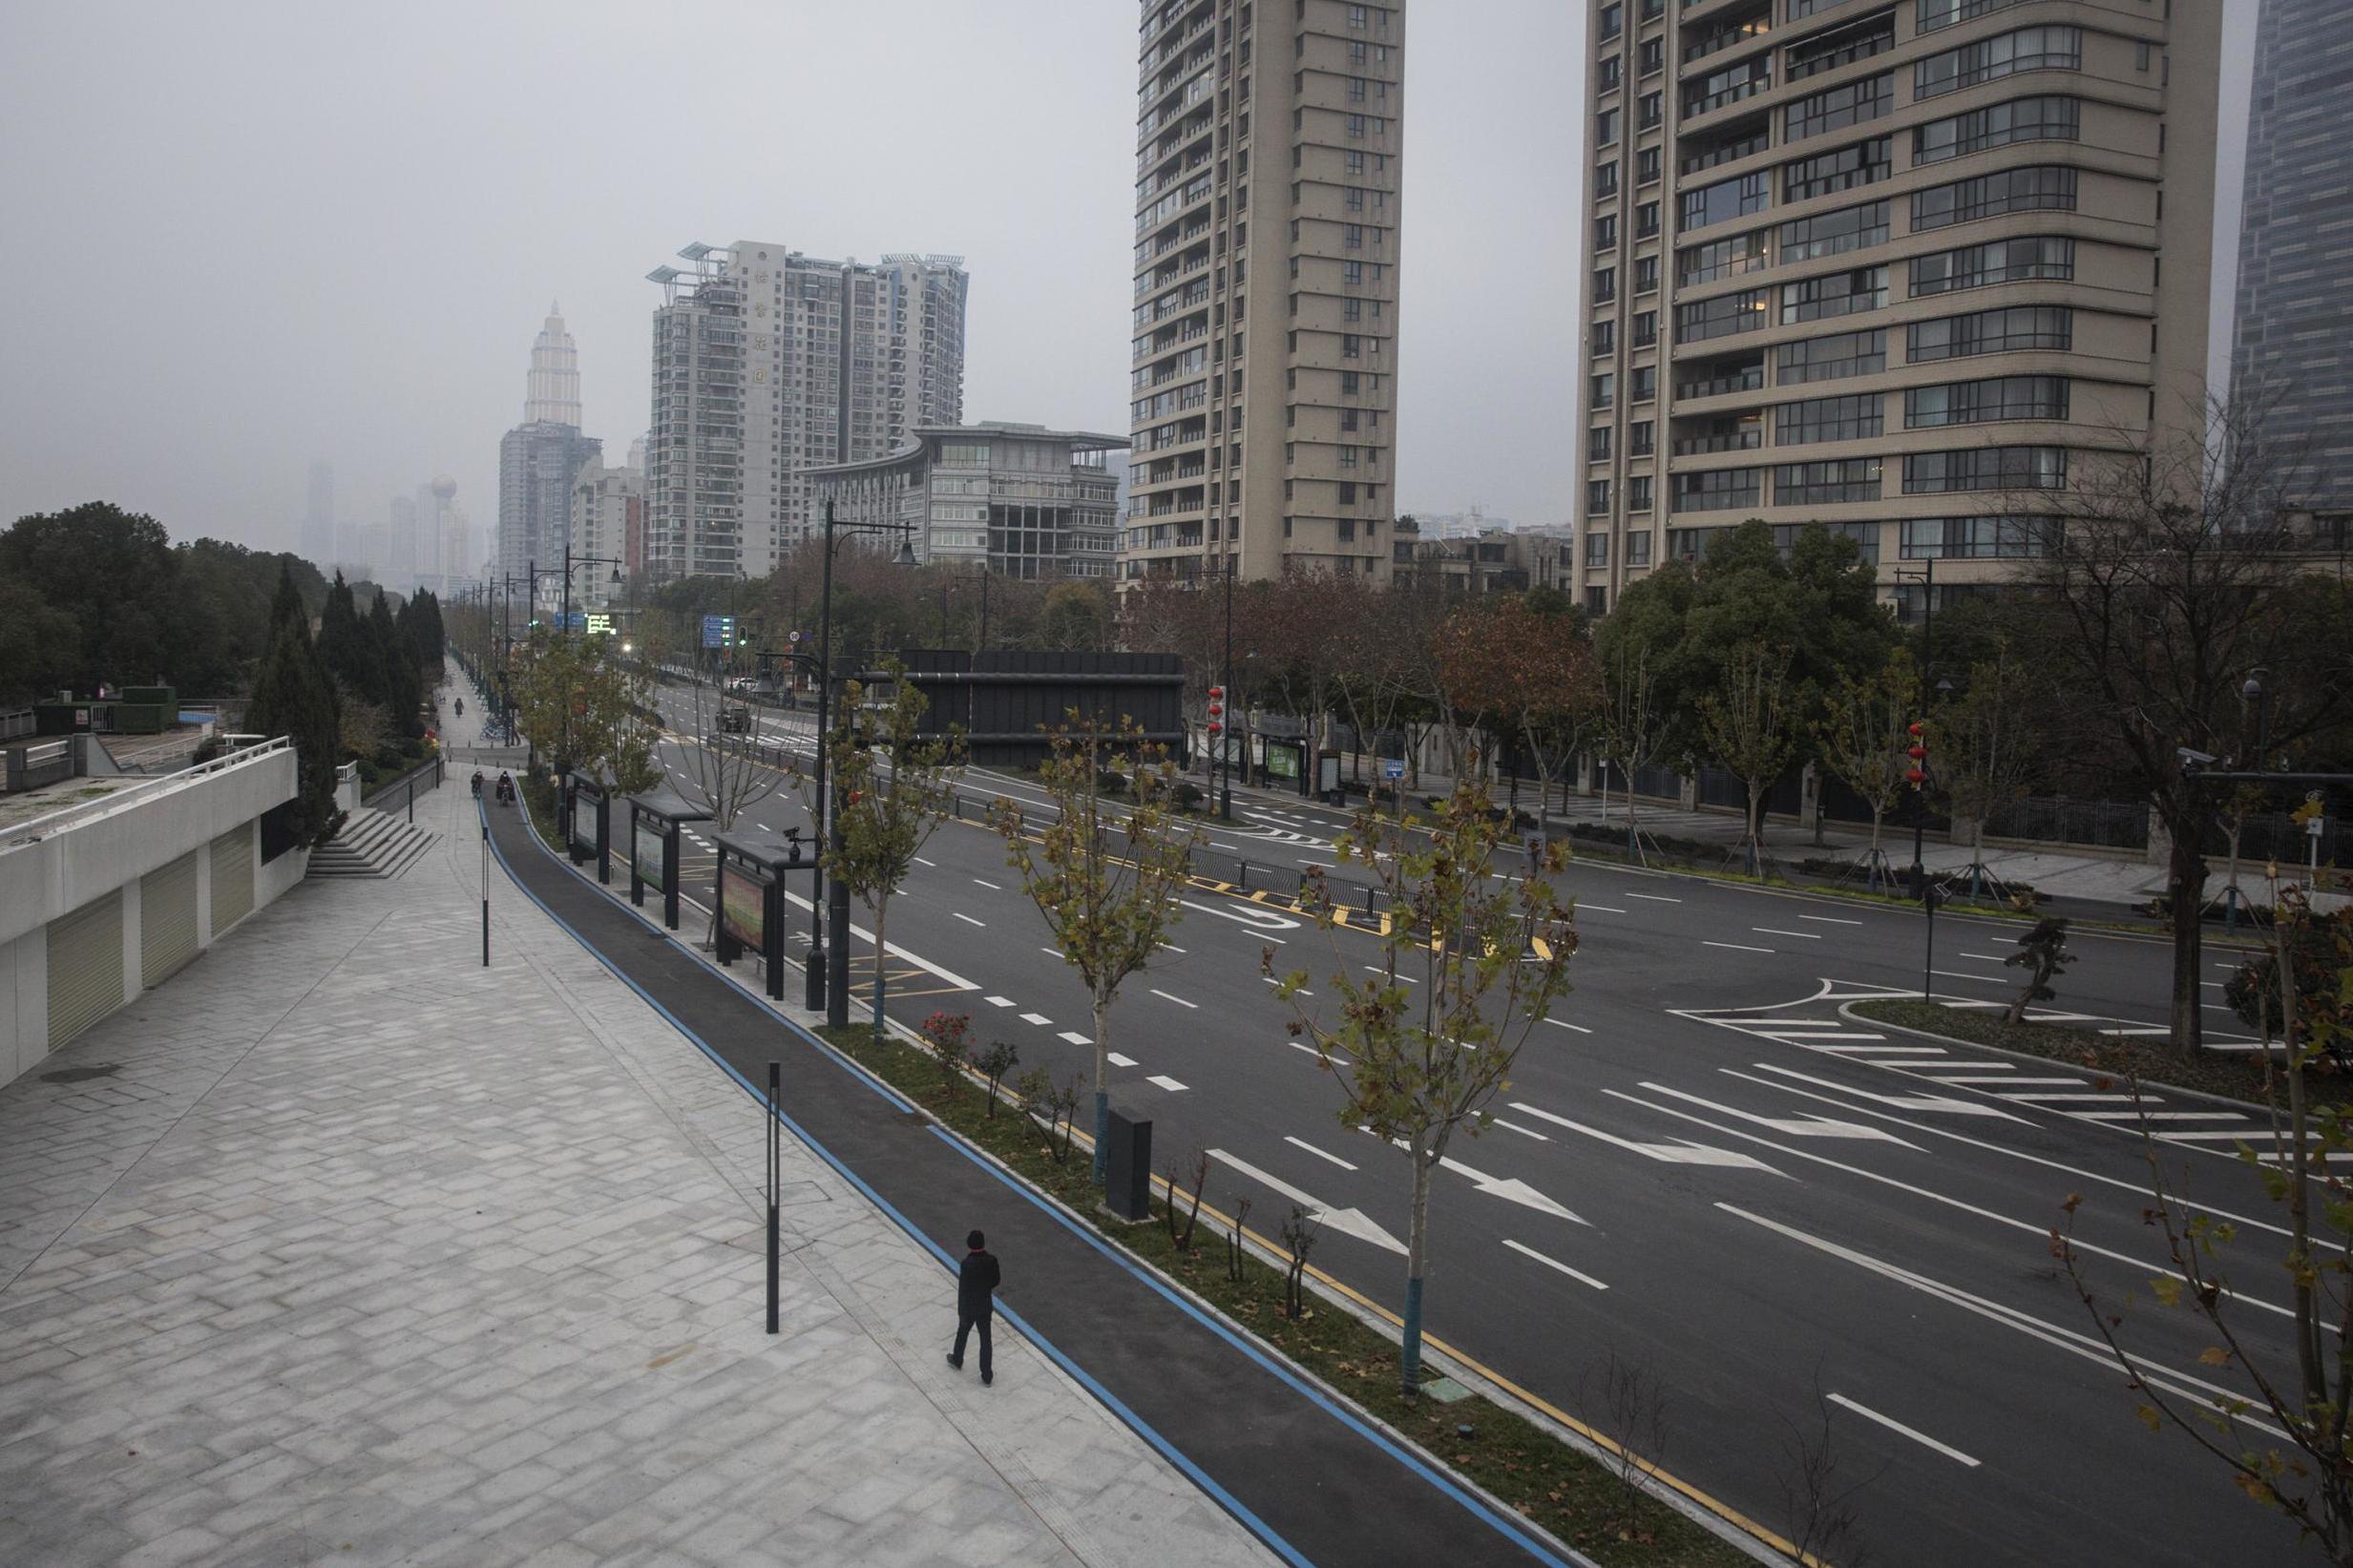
[1509,1103,1788,1174]
[1208,1149,1407,1254]
[1180,898,1302,931]
[1637,1083,1922,1149]
[1750,1064,2029,1121]
[1435,1155,1588,1224]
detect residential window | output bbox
[1775,457,1882,506]
[1598,108,1621,146]
[1586,586,1609,616]
[1680,172,1772,231]
[1632,309,1657,346]
[1916,26,2082,99]
[1789,11,1897,80]
[1634,256,1660,293]
[1918,0,2037,36]
[1784,73,1895,142]
[1601,56,1624,92]
[1687,54,1772,116]
[1349,76,1368,103]
[1596,161,1620,198]
[1343,222,1364,248]
[1599,2,1623,42]
[1341,371,1361,394]
[1592,372,1616,409]
[1906,304,2072,363]
[1640,92,1663,130]
[1914,96,2080,165]
[1595,266,1618,303]
[1343,260,1364,284]
[1585,510,1612,550]
[1775,392,1884,445]
[1593,319,1616,353]
[1778,199,1888,263]
[1671,467,1763,513]
[1629,420,1655,457]
[1911,165,2077,231]
[1776,327,1888,385]
[1783,136,1891,203]
[1343,297,1364,322]
[1637,201,1660,238]
[1349,4,1371,28]
[1909,236,2075,296]
[1640,36,1664,76]
[1677,287,1771,343]
[1590,425,1614,462]
[1900,514,2051,558]
[1627,527,1653,563]
[1679,229,1772,284]
[1596,214,1619,248]
[1628,478,1654,516]
[1903,374,2071,428]
[1637,146,1662,184]
[1631,366,1657,402]
[1901,446,2069,493]
[1780,265,1887,325]
[1341,332,1362,357]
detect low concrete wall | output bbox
[0,743,301,1089]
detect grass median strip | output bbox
[815,1020,1761,1568]
[1847,998,2350,1114]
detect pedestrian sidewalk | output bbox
[0,731,1275,1567]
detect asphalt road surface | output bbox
[641,682,2300,1568]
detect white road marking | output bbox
[917,856,937,868]
[779,888,979,990]
[1936,1077,2088,1087]
[983,995,1016,1008]
[1502,1239,1608,1291]
[1019,1013,1052,1026]
[1959,951,2008,963]
[1579,904,1629,914]
[1206,1150,1407,1254]
[1799,914,1864,926]
[1748,1064,2029,1120]
[2003,1093,2137,1103]
[2078,1111,2250,1122]
[1288,1040,1348,1064]
[1827,1394,1981,1467]
[1435,1154,1588,1222]
[1754,928,1822,940]
[954,912,986,928]
[973,878,1002,890]
[1041,947,1063,958]
[1929,969,2009,985]
[1147,1075,1188,1092]
[1543,1017,1592,1034]
[1706,941,1774,953]
[1634,1083,1918,1147]
[1509,1103,1785,1173]
[1628,892,1682,903]
[1160,943,1187,953]
[1285,1135,1358,1170]
[1107,1053,1139,1068]
[1058,1031,1093,1046]
[1150,989,1198,1009]
[1493,1119,1552,1141]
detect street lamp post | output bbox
[1218,553,1235,820]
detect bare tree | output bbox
[1599,637,1671,858]
[1930,645,2044,898]
[1813,648,1921,889]
[2018,394,2353,1055]
[1696,639,1799,875]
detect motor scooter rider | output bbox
[471,769,484,798]
[496,770,515,805]
[455,698,464,718]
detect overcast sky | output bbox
[0,0,2258,553]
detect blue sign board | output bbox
[560,612,587,631]
[702,614,736,649]
[1381,759,1405,781]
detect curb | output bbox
[1836,999,2286,1119]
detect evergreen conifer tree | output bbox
[244,563,342,845]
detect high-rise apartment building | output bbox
[1578,0,2218,621]
[644,242,968,585]
[570,456,644,606]
[2230,0,2353,517]
[498,305,600,596]
[810,422,1127,580]
[1122,0,1405,587]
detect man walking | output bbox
[946,1229,1000,1387]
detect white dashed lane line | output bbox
[1502,1239,1607,1291]
[1058,1031,1093,1046]
[1284,1136,1358,1170]
[1147,1076,1189,1092]
[1150,990,1198,1009]
[954,913,985,928]
[1628,892,1682,903]
[1019,1013,1052,1027]
[1707,941,1773,953]
[1754,928,1820,940]
[1543,1018,1591,1034]
[1108,1053,1139,1067]
[914,856,937,868]
[973,878,1001,890]
[983,995,1016,1008]
[1800,914,1863,926]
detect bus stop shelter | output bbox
[625,788,712,930]
[713,829,811,1001]
[564,769,615,885]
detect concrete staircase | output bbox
[308,807,437,881]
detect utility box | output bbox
[1103,1108,1153,1223]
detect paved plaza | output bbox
[0,760,1275,1568]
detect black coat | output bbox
[957,1249,1000,1311]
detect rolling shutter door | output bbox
[141,851,200,987]
[46,889,124,1050]
[211,825,255,931]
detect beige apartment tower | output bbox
[1124,0,1405,587]
[1577,0,2218,620]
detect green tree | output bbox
[1271,788,1578,1393]
[1813,647,1922,886]
[1697,639,1800,872]
[368,590,422,739]
[1038,579,1114,651]
[2003,916,2074,1025]
[242,564,342,846]
[993,715,1203,1185]
[1931,646,2045,892]
[509,629,662,791]
[314,575,380,707]
[814,660,962,1034]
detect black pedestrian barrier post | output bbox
[479,809,491,968]
[1104,1109,1153,1222]
[407,777,414,826]
[766,1060,781,1335]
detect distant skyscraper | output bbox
[2230,0,2353,514]
[500,304,599,596]
[525,303,582,426]
[645,241,968,584]
[301,460,335,566]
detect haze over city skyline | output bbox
[0,0,2258,555]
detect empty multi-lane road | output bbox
[635,686,2299,1566]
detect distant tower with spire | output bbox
[524,303,581,426]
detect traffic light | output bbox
[1906,720,1928,789]
[1207,685,1226,738]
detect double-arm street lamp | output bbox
[805,498,920,1024]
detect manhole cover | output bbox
[41,1064,120,1084]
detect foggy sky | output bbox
[0,1,2258,554]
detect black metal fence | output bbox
[1983,795,2150,852]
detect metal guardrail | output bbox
[1,735,294,848]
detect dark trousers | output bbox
[953,1302,992,1376]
